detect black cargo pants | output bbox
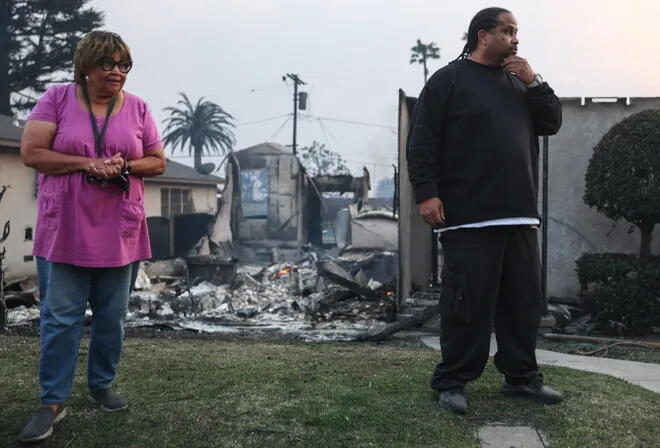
[430,225,544,391]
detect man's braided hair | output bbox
[454,7,511,62]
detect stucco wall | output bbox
[190,184,218,215]
[144,182,161,217]
[0,150,38,280]
[546,97,660,298]
[143,182,218,218]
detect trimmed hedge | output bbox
[576,253,660,335]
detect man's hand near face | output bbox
[502,55,535,85]
[418,197,445,229]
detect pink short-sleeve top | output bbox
[27,83,162,267]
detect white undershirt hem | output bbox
[435,217,541,233]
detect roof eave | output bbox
[144,176,224,186]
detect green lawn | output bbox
[1,335,659,447]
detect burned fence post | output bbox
[0,185,10,330]
[397,90,433,309]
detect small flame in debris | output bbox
[271,266,293,279]
[386,291,394,297]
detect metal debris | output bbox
[124,250,397,341]
[5,248,398,341]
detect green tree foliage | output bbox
[584,109,660,258]
[162,92,236,172]
[0,0,104,115]
[299,141,349,177]
[409,39,440,84]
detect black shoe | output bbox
[438,389,468,414]
[502,382,563,404]
[19,406,67,443]
[89,388,128,412]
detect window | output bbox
[161,188,194,218]
[240,169,269,218]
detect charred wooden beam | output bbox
[318,260,375,300]
[313,175,354,193]
[358,304,440,341]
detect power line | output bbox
[300,113,396,131]
[317,118,343,148]
[268,115,292,140]
[236,113,291,127]
[316,118,332,149]
[313,120,395,170]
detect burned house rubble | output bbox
[120,150,400,340]
[123,250,398,341]
[5,142,402,341]
[5,252,399,342]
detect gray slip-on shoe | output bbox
[88,388,128,412]
[502,382,563,404]
[19,406,67,443]
[438,389,468,414]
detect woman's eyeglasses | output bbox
[98,59,132,73]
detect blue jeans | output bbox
[37,258,131,405]
[36,256,50,303]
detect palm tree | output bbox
[410,39,440,84]
[162,92,236,172]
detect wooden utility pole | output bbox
[283,74,306,155]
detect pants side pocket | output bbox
[440,266,470,325]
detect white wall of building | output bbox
[0,150,38,280]
[143,182,218,218]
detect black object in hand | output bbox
[86,172,130,192]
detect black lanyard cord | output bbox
[81,82,117,158]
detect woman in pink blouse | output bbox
[19,31,165,443]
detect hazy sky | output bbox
[91,0,660,186]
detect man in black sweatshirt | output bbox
[407,7,563,414]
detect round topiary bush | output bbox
[584,109,660,258]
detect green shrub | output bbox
[576,253,660,335]
[583,109,660,258]
[576,253,660,288]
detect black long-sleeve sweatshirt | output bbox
[406,58,562,227]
